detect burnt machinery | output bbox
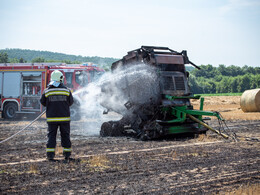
[99,46,228,140]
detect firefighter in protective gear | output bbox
[40,70,74,161]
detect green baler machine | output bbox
[100,46,231,140]
[161,95,228,139]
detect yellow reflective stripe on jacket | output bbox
[47,117,71,122]
[45,91,70,97]
[45,88,70,93]
[44,88,71,97]
[63,148,72,152]
[46,148,55,152]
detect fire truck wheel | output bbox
[3,102,18,119]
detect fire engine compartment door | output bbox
[3,72,21,98]
[22,72,42,77]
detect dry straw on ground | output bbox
[216,183,260,195]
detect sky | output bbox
[0,0,259,67]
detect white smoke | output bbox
[73,63,159,136]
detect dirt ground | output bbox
[0,96,259,194]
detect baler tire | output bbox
[110,122,124,137]
[100,122,113,137]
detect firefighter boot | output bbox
[63,151,71,160]
[47,152,55,161]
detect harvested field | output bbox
[0,96,259,194]
[191,96,260,120]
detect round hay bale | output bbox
[240,89,260,112]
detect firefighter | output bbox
[40,70,74,162]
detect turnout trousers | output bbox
[46,123,72,159]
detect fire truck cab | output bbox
[48,64,104,91]
[0,63,104,119]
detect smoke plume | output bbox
[73,63,159,136]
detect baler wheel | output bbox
[100,122,113,137]
[111,122,124,137]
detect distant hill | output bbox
[0,49,198,72]
[0,48,118,70]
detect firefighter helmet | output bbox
[51,70,63,82]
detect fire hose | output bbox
[0,90,79,144]
[0,110,46,144]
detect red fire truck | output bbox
[0,63,105,119]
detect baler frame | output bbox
[100,46,233,140]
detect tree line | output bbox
[189,65,260,94]
[0,49,118,70]
[1,50,259,94]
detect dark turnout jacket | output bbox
[40,83,73,123]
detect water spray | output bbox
[74,63,157,136]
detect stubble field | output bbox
[0,96,259,194]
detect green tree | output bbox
[188,75,203,94]
[32,57,45,63]
[238,74,251,92]
[201,81,212,93]
[250,75,260,89]
[191,64,218,78]
[218,64,227,76]
[208,80,216,93]
[226,65,242,76]
[257,74,260,87]
[230,77,238,93]
[256,67,260,75]
[9,58,19,63]
[19,57,26,63]
[0,52,8,63]
[216,77,233,93]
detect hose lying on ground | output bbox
[0,111,46,144]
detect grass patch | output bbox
[88,155,110,171]
[196,134,217,142]
[195,93,242,96]
[28,164,38,174]
[0,169,7,174]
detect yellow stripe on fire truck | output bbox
[46,117,71,122]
